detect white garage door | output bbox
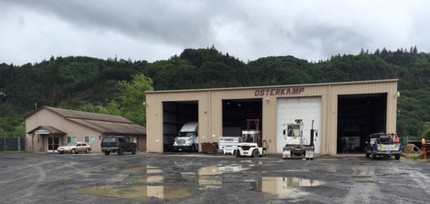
[276,97,322,153]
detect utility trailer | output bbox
[219,137,241,154]
[282,119,315,160]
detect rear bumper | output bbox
[101,147,119,152]
[374,150,402,155]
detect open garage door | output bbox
[337,94,387,154]
[276,97,322,154]
[222,99,262,137]
[162,101,198,152]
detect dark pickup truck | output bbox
[101,136,137,155]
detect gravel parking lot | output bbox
[0,152,429,204]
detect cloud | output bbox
[1,0,430,65]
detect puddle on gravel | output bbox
[195,164,249,189]
[74,185,191,201]
[198,164,249,176]
[352,175,377,183]
[253,177,324,199]
[120,165,162,174]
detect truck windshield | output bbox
[179,132,195,137]
[287,124,301,137]
[102,137,117,143]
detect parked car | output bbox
[57,142,91,154]
[101,136,137,155]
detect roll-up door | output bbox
[276,97,322,153]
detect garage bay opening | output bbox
[337,94,387,154]
[162,101,198,152]
[220,99,262,154]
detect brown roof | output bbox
[46,106,132,123]
[27,125,66,135]
[68,118,147,135]
[32,106,146,135]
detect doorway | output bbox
[47,136,60,152]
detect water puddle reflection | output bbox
[75,163,252,200]
[197,164,248,189]
[254,177,324,199]
[74,185,191,201]
[198,164,249,176]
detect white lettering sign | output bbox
[35,129,49,135]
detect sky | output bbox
[1,0,430,66]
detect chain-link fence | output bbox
[0,137,25,152]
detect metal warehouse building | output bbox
[146,79,398,155]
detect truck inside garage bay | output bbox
[145,79,398,156]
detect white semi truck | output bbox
[282,119,315,160]
[173,121,199,152]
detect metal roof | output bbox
[28,106,146,135]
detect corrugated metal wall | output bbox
[146,79,398,155]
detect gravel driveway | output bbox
[0,152,429,204]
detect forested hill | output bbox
[1,47,429,139]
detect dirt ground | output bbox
[0,152,429,204]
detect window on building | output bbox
[85,136,96,144]
[67,136,77,144]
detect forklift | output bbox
[235,119,266,157]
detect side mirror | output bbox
[283,130,286,135]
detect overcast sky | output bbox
[1,0,429,65]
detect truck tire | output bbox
[235,150,240,157]
[104,151,110,155]
[131,148,136,155]
[252,149,259,158]
[395,155,401,160]
[118,148,124,155]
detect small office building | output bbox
[145,79,398,155]
[25,106,146,153]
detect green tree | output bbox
[12,122,25,137]
[118,73,154,125]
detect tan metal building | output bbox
[146,79,398,155]
[25,106,147,153]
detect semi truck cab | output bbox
[173,121,199,152]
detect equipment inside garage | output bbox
[162,101,198,152]
[222,99,262,138]
[337,93,387,154]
